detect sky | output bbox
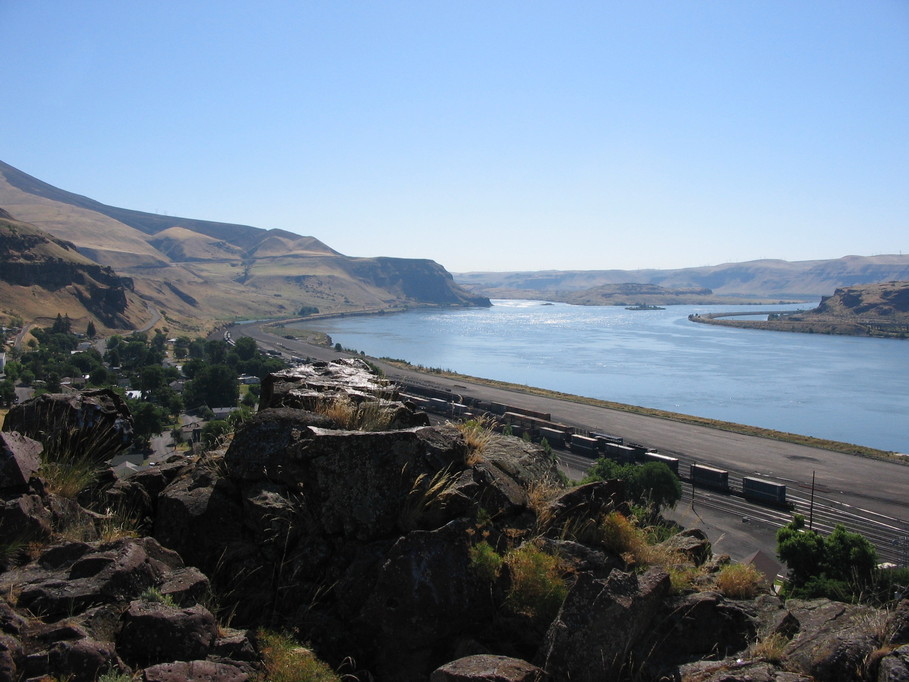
[1,2,907,273]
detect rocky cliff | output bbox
[0,362,908,681]
[0,213,140,330]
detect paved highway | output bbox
[230,321,909,566]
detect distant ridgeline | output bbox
[0,159,489,333]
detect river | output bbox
[292,300,909,453]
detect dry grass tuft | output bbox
[399,466,459,531]
[455,417,497,465]
[714,562,765,599]
[314,395,395,432]
[748,632,789,663]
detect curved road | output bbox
[230,321,909,565]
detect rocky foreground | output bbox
[1,361,908,681]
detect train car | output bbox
[570,433,600,458]
[625,442,649,459]
[603,442,636,463]
[690,463,730,493]
[742,476,787,506]
[494,403,552,421]
[641,451,680,476]
[538,426,569,449]
[591,432,623,446]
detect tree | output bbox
[581,458,681,513]
[0,380,15,406]
[234,336,257,361]
[184,364,238,408]
[129,400,168,447]
[86,320,96,338]
[776,515,825,587]
[776,514,879,599]
[628,462,682,512]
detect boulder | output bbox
[677,659,811,681]
[141,659,252,681]
[877,644,909,682]
[6,537,194,619]
[153,470,244,572]
[431,654,546,681]
[2,388,133,461]
[225,421,466,541]
[258,358,397,410]
[646,590,758,661]
[116,601,217,667]
[0,633,23,681]
[0,431,42,491]
[782,599,885,682]
[46,637,122,682]
[538,568,671,681]
[659,527,713,566]
[357,520,487,676]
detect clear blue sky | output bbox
[2,1,907,272]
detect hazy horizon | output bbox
[2,2,907,273]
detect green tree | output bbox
[86,320,96,338]
[581,458,681,513]
[776,515,825,587]
[234,336,257,361]
[0,379,15,406]
[185,364,238,408]
[628,462,682,512]
[129,400,168,447]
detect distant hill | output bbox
[0,160,488,333]
[456,256,909,301]
[0,214,145,331]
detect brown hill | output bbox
[0,160,489,332]
[0,215,146,331]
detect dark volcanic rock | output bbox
[2,388,133,461]
[358,520,488,678]
[117,601,217,667]
[6,537,198,619]
[782,599,884,682]
[538,568,671,682]
[0,431,42,492]
[46,637,122,682]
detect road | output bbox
[229,321,909,565]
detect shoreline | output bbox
[375,358,901,462]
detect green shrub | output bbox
[504,543,568,622]
[257,630,342,682]
[469,541,503,582]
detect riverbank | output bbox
[376,357,901,462]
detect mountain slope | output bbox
[0,160,489,331]
[0,213,146,330]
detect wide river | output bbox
[293,300,909,453]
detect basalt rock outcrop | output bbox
[0,361,907,680]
